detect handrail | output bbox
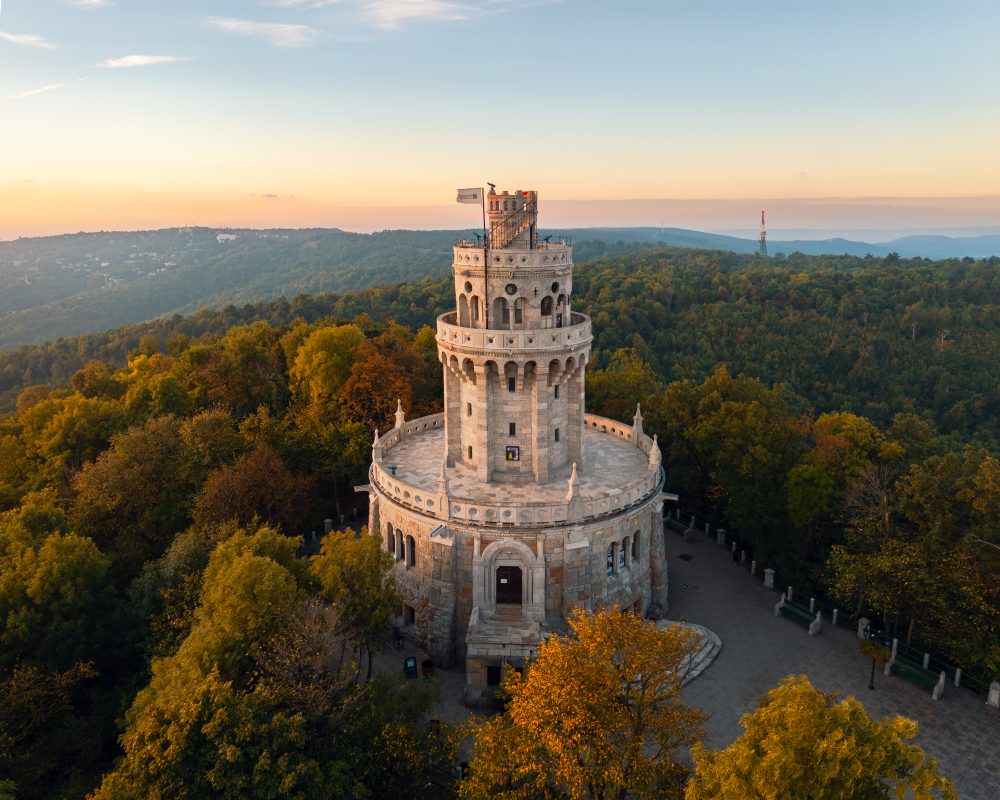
[488,198,537,249]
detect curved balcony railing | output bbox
[437,311,591,354]
[370,412,663,529]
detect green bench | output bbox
[774,595,822,636]
[890,657,939,690]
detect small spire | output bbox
[394,398,405,429]
[632,403,644,441]
[566,462,580,502]
[372,427,380,446]
[648,434,662,469]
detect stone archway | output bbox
[474,537,545,623]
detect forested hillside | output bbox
[4,224,997,350]
[0,247,996,797]
[0,227,655,349]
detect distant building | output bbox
[357,188,673,706]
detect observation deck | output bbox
[436,310,591,352]
[370,412,664,531]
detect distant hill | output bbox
[2,225,997,349]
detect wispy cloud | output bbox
[98,54,191,69]
[65,0,114,7]
[206,16,324,48]
[0,31,57,49]
[5,83,66,100]
[363,0,472,29]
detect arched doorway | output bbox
[495,565,522,605]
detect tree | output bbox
[461,610,705,800]
[193,442,316,534]
[289,324,364,409]
[685,675,956,800]
[310,529,398,678]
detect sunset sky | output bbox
[2,1,998,239]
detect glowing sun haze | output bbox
[1,1,998,239]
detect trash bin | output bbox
[422,659,435,678]
[404,656,417,679]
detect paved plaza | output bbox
[670,530,1000,800]
[377,525,999,798]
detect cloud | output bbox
[98,54,191,69]
[65,0,114,7]
[205,16,324,48]
[362,0,472,29]
[0,31,57,49]
[5,83,66,100]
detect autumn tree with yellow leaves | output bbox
[460,609,705,800]
[685,675,956,800]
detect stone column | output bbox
[648,501,668,617]
[443,360,461,466]
[532,366,550,484]
[474,365,492,483]
[368,494,379,540]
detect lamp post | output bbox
[863,624,877,690]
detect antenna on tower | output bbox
[757,210,768,258]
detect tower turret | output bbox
[438,190,588,484]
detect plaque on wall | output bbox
[505,446,520,462]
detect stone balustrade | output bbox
[437,311,591,354]
[371,412,662,529]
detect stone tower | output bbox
[358,188,673,706]
[441,187,586,485]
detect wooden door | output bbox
[495,566,522,605]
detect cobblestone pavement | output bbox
[669,530,1000,800]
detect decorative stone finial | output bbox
[648,434,662,469]
[394,398,405,429]
[632,403,644,442]
[566,462,580,502]
[373,427,380,446]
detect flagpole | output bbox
[481,186,489,329]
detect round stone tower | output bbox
[358,188,674,706]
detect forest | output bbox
[0,246,997,797]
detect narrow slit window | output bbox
[509,422,516,436]
[468,445,473,460]
[467,402,472,416]
[508,376,516,392]
[554,385,560,399]
[554,428,560,442]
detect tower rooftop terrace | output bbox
[372,412,663,528]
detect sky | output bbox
[2,0,999,239]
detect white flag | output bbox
[456,187,482,204]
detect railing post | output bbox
[787,585,793,602]
[832,608,839,626]
[954,667,961,688]
[809,597,815,613]
[923,653,930,670]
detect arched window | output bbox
[395,531,404,561]
[493,297,509,327]
[621,537,630,568]
[606,543,615,575]
[514,297,525,325]
[632,531,639,561]
[406,535,416,568]
[472,296,481,323]
[458,294,470,326]
[386,523,394,554]
[557,293,567,307]
[541,296,553,316]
